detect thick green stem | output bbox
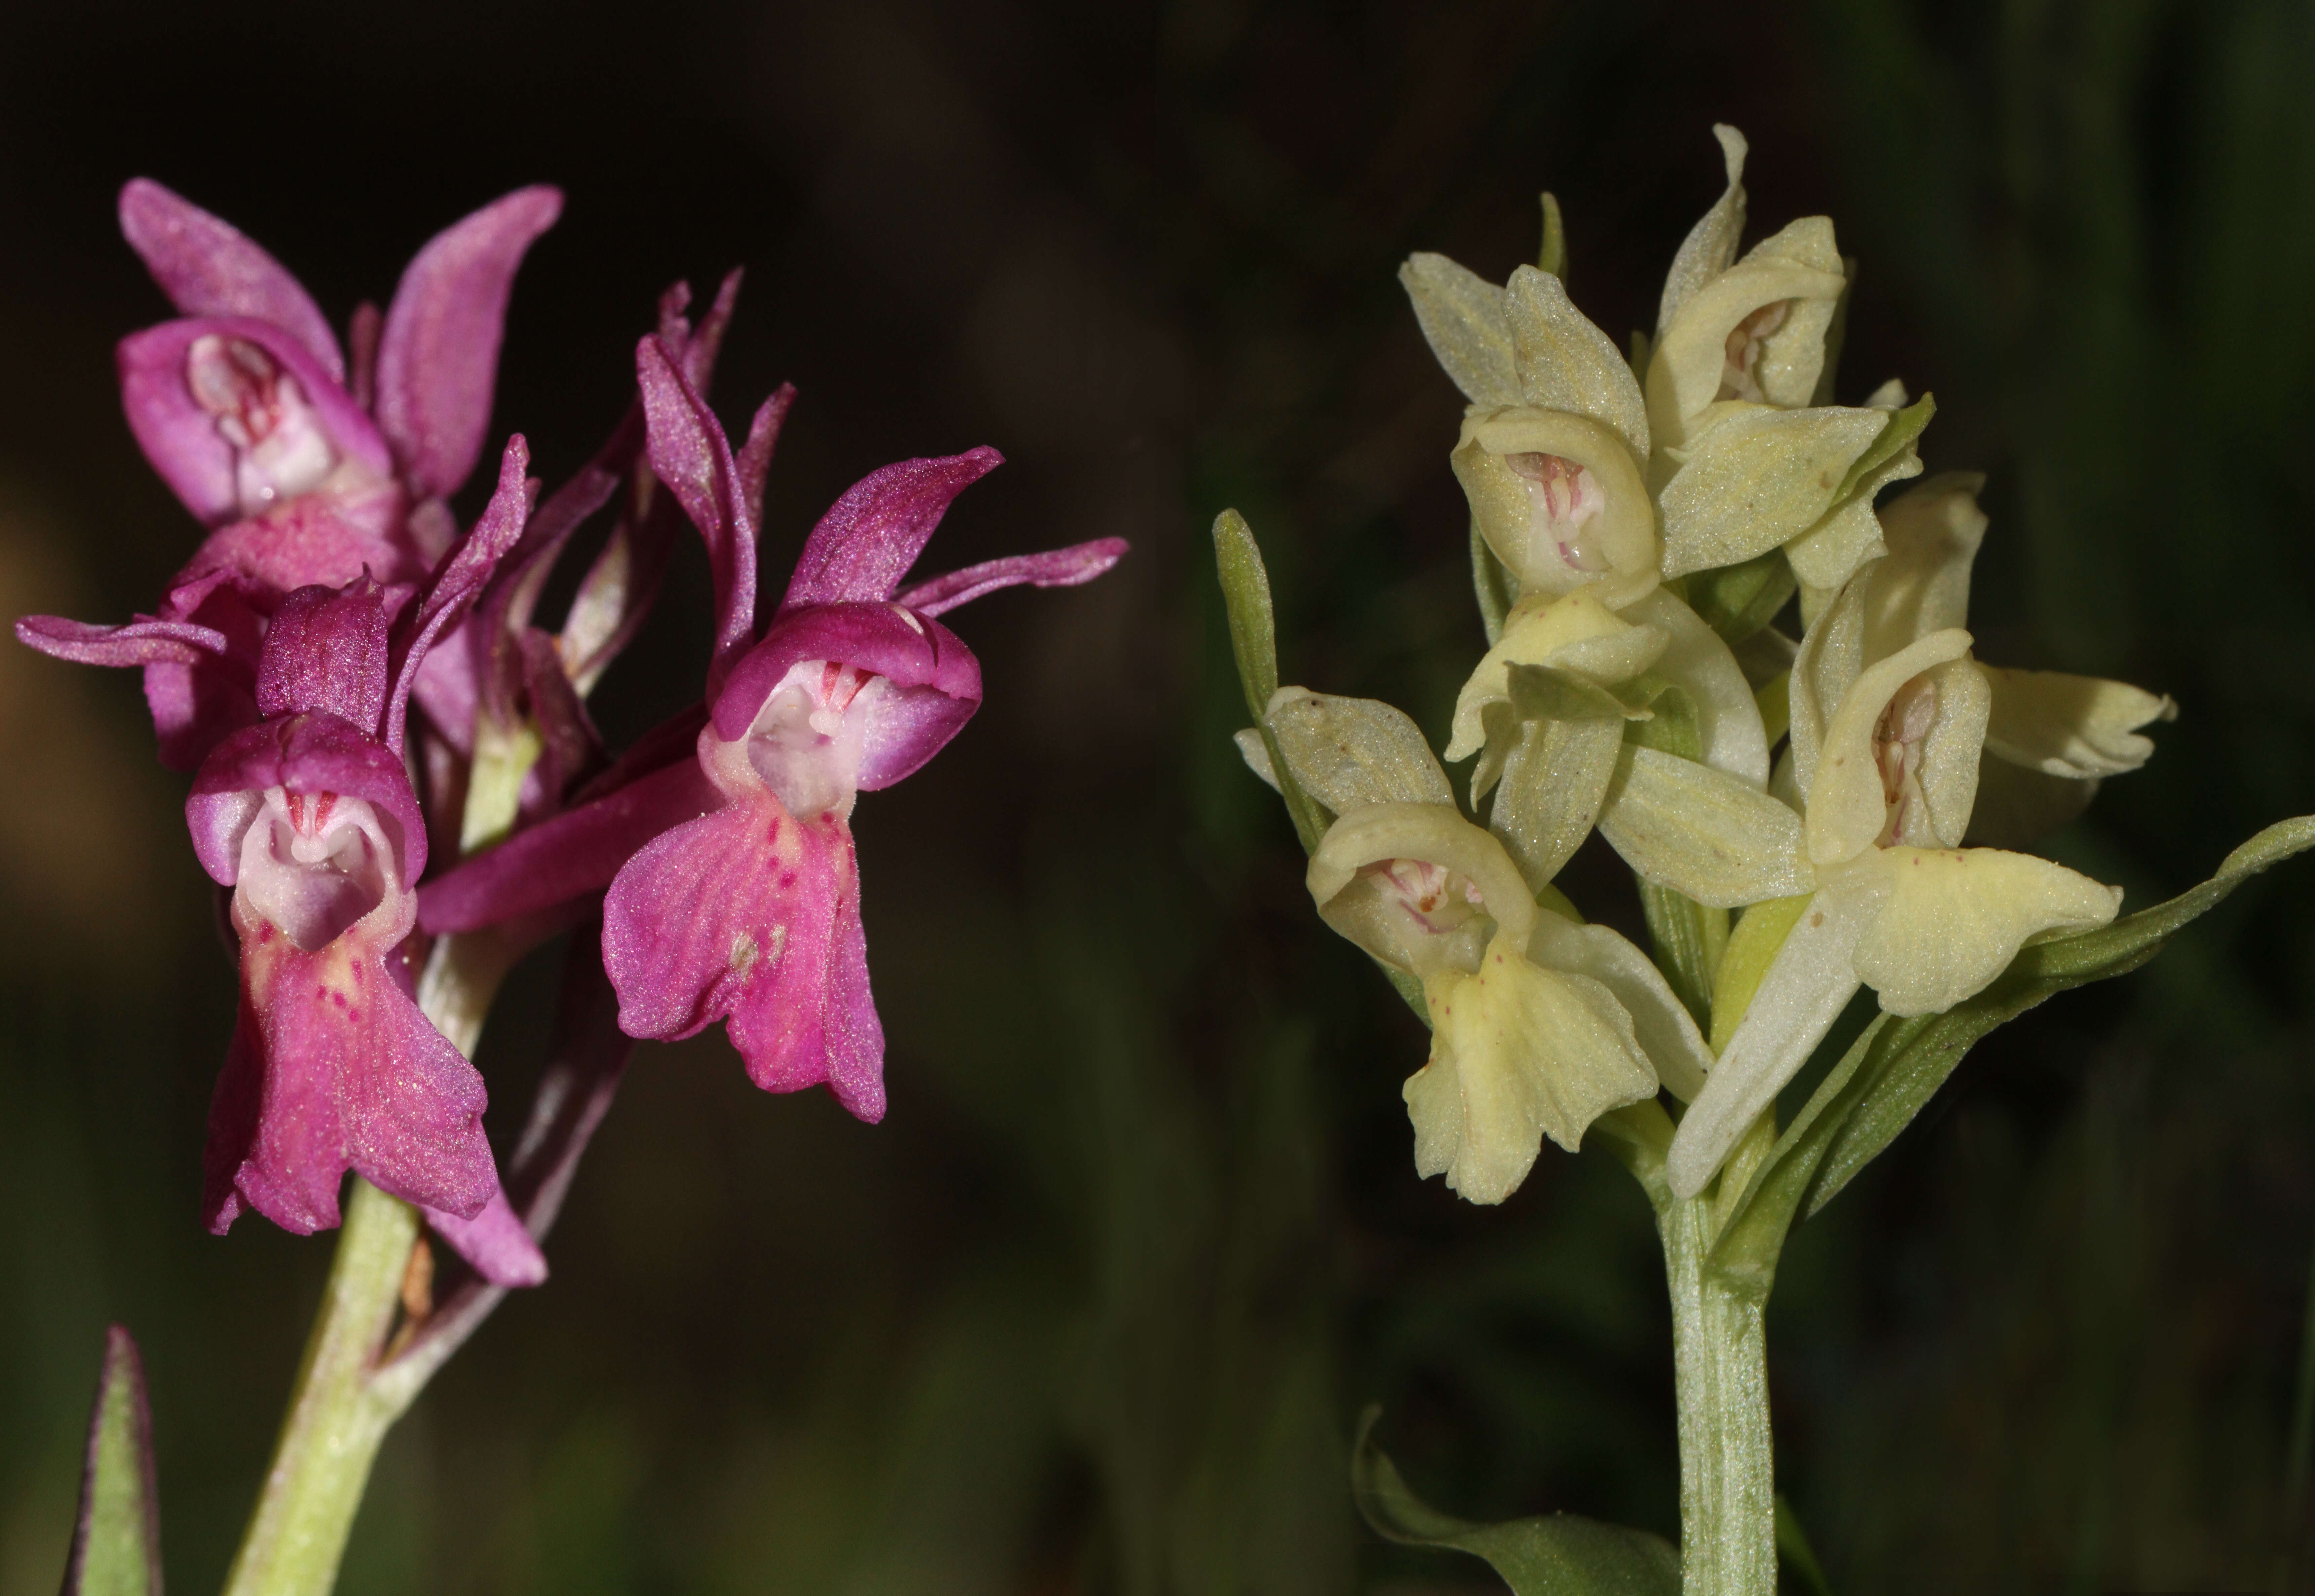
[1659,1192,1777,1596]
[218,1179,418,1596]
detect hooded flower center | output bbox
[1363,857,1487,938]
[187,334,340,516]
[1502,452,1609,574]
[743,659,892,821]
[1717,300,1792,404]
[1873,674,1939,847]
[235,787,394,951]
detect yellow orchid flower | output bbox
[1235,687,1714,1204]
[1652,474,2170,1197]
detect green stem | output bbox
[218,1179,418,1596]
[1659,1192,1777,1596]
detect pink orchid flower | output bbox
[419,337,1125,1121]
[16,179,560,768]
[183,441,546,1287]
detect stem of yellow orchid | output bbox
[1660,1191,1777,1596]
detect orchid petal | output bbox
[421,1188,547,1288]
[1526,913,1713,1101]
[1648,237,1845,442]
[1861,472,1988,657]
[1656,124,1749,341]
[188,711,427,888]
[1452,408,1658,606]
[893,536,1129,617]
[1665,889,1868,1199]
[1398,252,1521,408]
[636,338,764,690]
[1308,802,1538,952]
[205,934,496,1234]
[1407,937,1656,1200]
[1257,687,1453,812]
[710,603,983,790]
[1656,406,1889,577]
[1594,745,1812,907]
[418,756,719,934]
[374,186,561,498]
[782,449,1004,612]
[386,437,533,756]
[118,318,392,527]
[1831,844,2122,1017]
[601,802,883,1120]
[1447,592,1666,767]
[118,179,343,379]
[1804,627,1973,867]
[1787,570,1869,802]
[1489,715,1625,891]
[15,612,231,668]
[1504,265,1649,457]
[1622,589,1772,787]
[1982,667,2176,779]
[254,581,388,730]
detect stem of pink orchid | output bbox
[217,1177,419,1596]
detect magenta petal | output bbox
[374,186,562,498]
[712,601,982,738]
[385,436,533,755]
[780,449,1002,611]
[206,932,495,1235]
[118,318,391,527]
[118,179,344,380]
[189,711,428,886]
[418,756,719,933]
[254,581,389,729]
[602,800,882,1117]
[635,337,765,691]
[14,611,230,668]
[422,1187,547,1287]
[894,536,1129,617]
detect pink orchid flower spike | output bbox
[16,179,560,769]
[183,441,546,1288]
[419,337,1127,1122]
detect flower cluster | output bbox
[1235,126,2172,1205]
[18,182,1123,1280]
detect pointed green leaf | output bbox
[1685,548,1797,646]
[1213,510,1329,852]
[63,1325,161,1596]
[1213,508,1280,721]
[1353,1407,1679,1594]
[1538,192,1568,280]
[1709,814,2315,1293]
[1471,518,1517,645]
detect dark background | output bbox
[5,1,2315,1591]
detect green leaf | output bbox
[1352,1406,1680,1594]
[1709,814,2315,1293]
[1538,192,1568,280]
[1775,1494,1836,1596]
[64,1325,161,1596]
[1213,508,1280,721]
[1828,392,1935,506]
[1685,547,1797,646]
[1214,509,1329,853]
[1471,518,1517,646]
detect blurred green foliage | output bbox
[4,1,2315,1593]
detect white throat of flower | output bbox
[186,334,342,516]
[1716,299,1791,404]
[1502,451,1609,577]
[235,787,396,951]
[738,659,891,821]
